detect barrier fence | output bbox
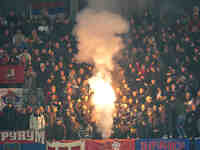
[1,135,200,150]
[85,139,135,150]
[47,140,85,150]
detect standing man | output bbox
[30,107,45,130]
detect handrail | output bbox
[46,140,85,150]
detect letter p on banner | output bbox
[1,132,8,142]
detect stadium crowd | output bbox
[0,6,200,141]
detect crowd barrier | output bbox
[47,140,85,150]
[85,139,135,150]
[46,139,135,150]
[1,132,199,150]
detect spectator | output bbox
[29,29,42,44]
[15,107,29,130]
[24,66,37,90]
[0,50,9,64]
[36,63,49,88]
[9,47,19,64]
[54,42,66,59]
[184,104,198,137]
[0,6,200,140]
[2,103,16,130]
[13,29,25,47]
[30,107,45,130]
[176,111,186,138]
[47,117,66,141]
[1,29,12,47]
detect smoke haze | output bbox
[73,9,129,72]
[73,0,129,138]
[73,0,190,139]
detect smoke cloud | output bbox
[73,0,129,138]
[73,0,188,139]
[73,9,129,72]
[89,72,116,138]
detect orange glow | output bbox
[88,72,116,138]
[89,72,116,108]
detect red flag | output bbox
[0,65,24,84]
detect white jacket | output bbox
[30,113,45,130]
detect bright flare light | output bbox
[89,73,116,107]
[89,72,116,138]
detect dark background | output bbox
[0,0,199,16]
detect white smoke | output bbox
[92,104,115,138]
[73,1,129,138]
[73,9,129,72]
[88,72,116,138]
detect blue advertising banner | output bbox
[0,143,21,150]
[194,139,200,150]
[0,143,45,150]
[136,139,190,150]
[21,143,45,150]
